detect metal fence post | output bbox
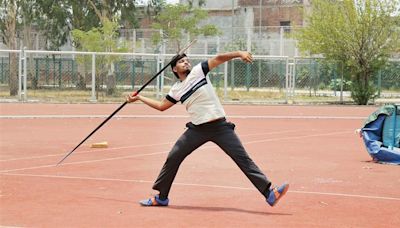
[292,58,296,97]
[160,55,165,98]
[160,43,166,97]
[23,47,27,101]
[90,53,96,102]
[285,57,289,103]
[18,50,22,101]
[156,54,161,99]
[224,61,228,101]
[286,58,295,104]
[18,47,27,101]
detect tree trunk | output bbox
[351,70,375,105]
[106,72,116,95]
[106,62,116,96]
[4,1,18,96]
[76,60,87,90]
[9,53,18,96]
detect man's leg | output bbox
[152,128,208,199]
[212,123,272,198]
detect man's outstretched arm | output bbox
[207,51,253,71]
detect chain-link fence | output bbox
[289,58,400,103]
[0,49,399,104]
[118,27,299,56]
[5,26,299,56]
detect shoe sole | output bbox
[139,202,168,206]
[139,198,168,206]
[271,183,289,207]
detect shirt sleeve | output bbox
[201,61,210,75]
[166,94,178,104]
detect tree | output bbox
[0,0,141,96]
[86,0,139,29]
[295,0,400,105]
[0,0,69,95]
[81,0,139,96]
[146,0,167,19]
[151,4,220,50]
[69,0,99,31]
[72,18,130,96]
[32,0,71,50]
[0,0,18,96]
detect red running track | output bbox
[1,103,399,227]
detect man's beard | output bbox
[184,69,191,76]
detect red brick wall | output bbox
[240,0,305,26]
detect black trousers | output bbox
[152,118,272,199]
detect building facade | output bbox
[175,0,310,55]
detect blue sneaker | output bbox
[266,183,289,207]
[139,195,169,206]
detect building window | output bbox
[280,21,291,33]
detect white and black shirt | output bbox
[166,61,225,125]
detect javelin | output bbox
[56,39,197,165]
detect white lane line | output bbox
[1,172,399,202]
[0,130,352,173]
[0,114,187,119]
[0,114,365,120]
[0,129,305,162]
[288,190,400,201]
[0,142,174,162]
[0,226,25,228]
[0,151,170,173]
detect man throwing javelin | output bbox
[126,51,289,207]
